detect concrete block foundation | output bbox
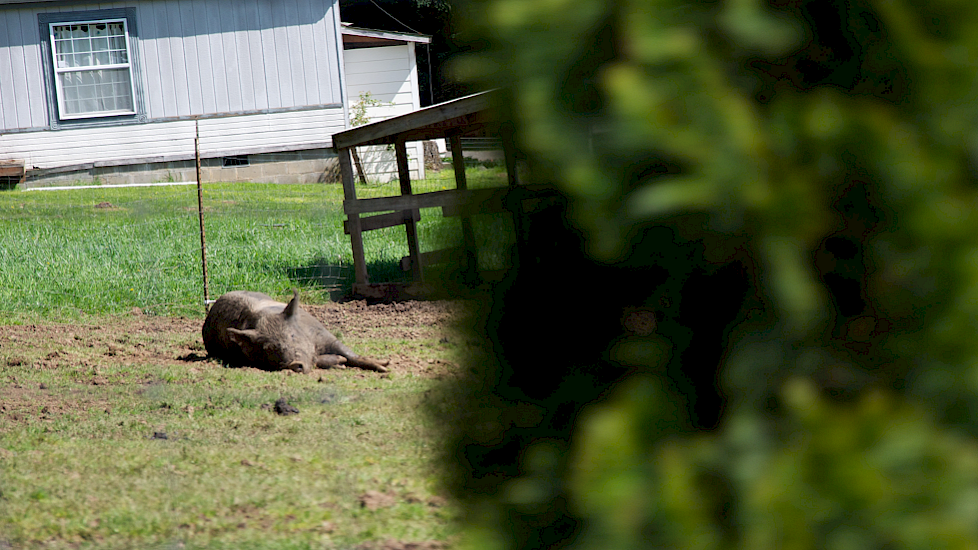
[20,148,341,189]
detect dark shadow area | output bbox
[447,194,757,548]
[285,257,415,302]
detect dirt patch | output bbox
[0,300,466,430]
[356,540,450,550]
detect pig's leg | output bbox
[315,354,348,369]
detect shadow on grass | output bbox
[286,257,413,300]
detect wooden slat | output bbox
[0,160,25,178]
[332,91,493,149]
[344,187,492,215]
[343,209,420,234]
[344,184,556,216]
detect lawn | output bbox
[0,164,513,320]
[0,301,472,549]
[0,168,503,549]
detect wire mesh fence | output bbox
[0,179,362,319]
[0,150,514,320]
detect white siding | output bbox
[0,107,345,169]
[343,43,425,182]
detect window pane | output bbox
[59,68,133,116]
[52,20,134,117]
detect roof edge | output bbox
[341,25,431,44]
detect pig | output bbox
[202,290,389,373]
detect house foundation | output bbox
[20,149,341,189]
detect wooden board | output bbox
[343,184,556,216]
[332,91,493,149]
[343,209,420,234]
[0,160,25,178]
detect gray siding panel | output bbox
[219,0,243,113]
[234,0,256,111]
[21,10,46,127]
[297,0,319,105]
[0,11,17,129]
[8,11,31,128]
[258,0,280,109]
[207,0,232,112]
[186,0,210,113]
[284,0,305,106]
[311,0,335,106]
[167,0,193,116]
[152,1,180,117]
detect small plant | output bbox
[350,91,385,127]
[157,170,178,184]
[348,92,394,185]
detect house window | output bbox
[49,19,136,119]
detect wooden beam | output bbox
[338,147,369,285]
[343,210,421,234]
[449,133,478,281]
[343,184,555,216]
[344,187,488,215]
[449,134,467,190]
[396,138,424,283]
[0,160,25,179]
[332,91,493,149]
[501,122,521,188]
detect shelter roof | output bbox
[332,91,495,150]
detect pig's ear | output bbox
[283,289,300,318]
[227,327,259,345]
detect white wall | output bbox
[0,106,345,169]
[342,43,425,182]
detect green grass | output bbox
[0,165,514,321]
[0,166,504,548]
[0,319,471,549]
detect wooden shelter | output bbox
[332,90,552,299]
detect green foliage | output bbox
[350,91,387,127]
[0,323,462,548]
[446,0,978,548]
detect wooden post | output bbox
[194,118,210,309]
[500,122,527,270]
[395,137,424,283]
[351,147,368,185]
[449,133,478,282]
[339,147,369,285]
[501,122,521,188]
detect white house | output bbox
[0,0,429,187]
